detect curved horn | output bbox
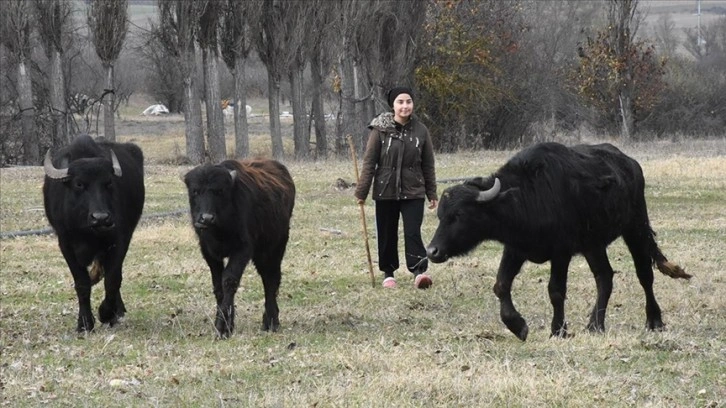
[110,150,122,177]
[229,170,237,181]
[43,149,69,180]
[476,178,501,202]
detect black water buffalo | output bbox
[43,135,145,332]
[426,142,690,341]
[184,159,295,338]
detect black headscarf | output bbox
[387,86,414,108]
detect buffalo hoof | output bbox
[646,318,665,331]
[116,297,127,317]
[587,321,605,333]
[98,300,120,326]
[215,319,234,339]
[76,313,95,333]
[262,312,279,332]
[516,325,529,341]
[550,323,573,339]
[503,316,529,341]
[215,306,235,339]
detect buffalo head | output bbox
[44,149,124,231]
[184,165,237,230]
[426,177,501,263]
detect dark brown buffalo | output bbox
[184,159,295,338]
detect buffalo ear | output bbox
[180,168,193,185]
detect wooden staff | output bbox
[347,135,376,288]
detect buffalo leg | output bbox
[548,255,572,338]
[583,247,614,332]
[493,247,528,341]
[623,230,664,330]
[216,250,250,338]
[98,246,128,326]
[201,246,231,337]
[59,242,95,332]
[202,247,225,307]
[258,266,281,332]
[255,244,284,332]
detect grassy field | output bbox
[1,114,725,406]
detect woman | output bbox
[354,86,438,289]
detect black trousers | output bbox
[374,199,428,276]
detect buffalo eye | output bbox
[212,189,222,196]
[105,181,113,190]
[446,210,462,224]
[73,180,85,190]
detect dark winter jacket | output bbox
[355,112,437,202]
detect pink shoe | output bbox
[414,274,432,289]
[382,277,397,288]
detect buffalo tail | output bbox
[656,260,691,280]
[647,225,691,280]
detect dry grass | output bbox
[1,118,724,406]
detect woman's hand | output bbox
[428,199,438,209]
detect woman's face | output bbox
[393,93,413,121]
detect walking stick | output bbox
[348,135,376,288]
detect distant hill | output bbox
[643,0,726,29]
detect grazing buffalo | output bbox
[43,135,145,332]
[184,159,295,338]
[426,142,690,341]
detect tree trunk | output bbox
[17,59,39,164]
[309,52,327,159]
[289,67,309,159]
[339,53,357,156]
[619,92,634,142]
[184,78,205,164]
[354,63,370,153]
[183,47,204,164]
[233,56,249,159]
[102,64,116,141]
[267,73,284,159]
[49,49,68,148]
[202,47,226,163]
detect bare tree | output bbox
[308,1,342,159]
[519,0,599,140]
[1,0,38,164]
[283,2,316,159]
[334,1,425,154]
[35,0,72,148]
[220,0,259,159]
[653,13,678,58]
[156,0,207,164]
[337,0,376,155]
[255,0,311,159]
[361,1,425,104]
[87,0,129,141]
[198,1,226,163]
[607,0,642,142]
[683,16,723,61]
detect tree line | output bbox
[1,0,725,166]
